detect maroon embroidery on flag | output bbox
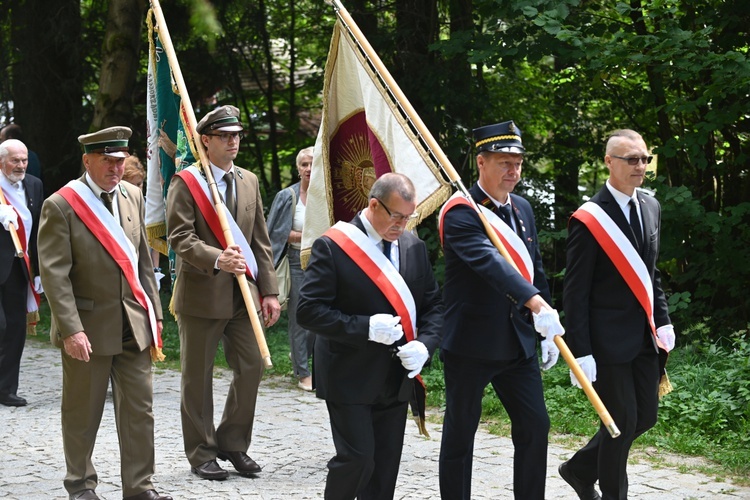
[330,110,392,221]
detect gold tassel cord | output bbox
[658,372,673,399]
[414,416,430,438]
[26,311,39,336]
[150,345,166,362]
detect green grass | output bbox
[33,297,750,483]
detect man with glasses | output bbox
[438,120,564,499]
[298,173,443,500]
[560,129,674,499]
[166,105,280,480]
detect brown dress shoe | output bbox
[559,461,601,500]
[69,490,99,500]
[217,450,262,475]
[123,490,173,500]
[191,459,229,480]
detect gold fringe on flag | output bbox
[147,223,168,256]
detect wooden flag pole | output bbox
[149,0,272,368]
[328,0,619,437]
[0,189,25,258]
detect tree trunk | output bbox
[394,0,438,130]
[10,0,82,194]
[91,0,147,135]
[446,0,475,182]
[259,0,278,194]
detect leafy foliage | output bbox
[646,324,750,474]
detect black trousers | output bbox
[324,391,408,500]
[565,335,660,500]
[0,260,29,396]
[439,350,550,500]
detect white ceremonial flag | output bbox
[301,20,451,265]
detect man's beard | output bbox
[4,170,25,183]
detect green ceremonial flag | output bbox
[145,11,195,256]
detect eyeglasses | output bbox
[611,155,653,165]
[375,198,419,224]
[206,132,244,143]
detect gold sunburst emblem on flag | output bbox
[332,132,377,215]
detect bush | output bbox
[657,179,750,332]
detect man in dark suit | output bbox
[561,129,675,500]
[438,121,564,500]
[167,105,280,481]
[297,173,443,500]
[0,139,43,407]
[38,127,170,500]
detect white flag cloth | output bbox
[301,20,451,266]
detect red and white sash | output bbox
[324,221,418,340]
[438,192,534,283]
[1,184,39,315]
[58,181,160,349]
[571,202,664,349]
[325,221,431,435]
[175,166,258,279]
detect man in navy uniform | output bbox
[438,121,564,499]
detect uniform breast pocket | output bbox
[242,198,256,215]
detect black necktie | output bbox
[629,199,643,249]
[224,171,236,217]
[100,191,114,215]
[382,240,392,263]
[496,204,512,227]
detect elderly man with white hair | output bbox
[0,138,43,407]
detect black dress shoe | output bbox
[123,489,173,500]
[0,393,27,407]
[191,459,229,480]
[217,450,262,475]
[559,461,601,500]
[69,490,100,500]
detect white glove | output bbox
[33,276,44,294]
[397,340,429,378]
[656,325,675,352]
[570,355,597,389]
[0,204,18,231]
[368,314,403,345]
[540,338,559,371]
[154,270,165,292]
[532,306,565,339]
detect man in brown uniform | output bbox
[39,126,170,500]
[167,105,280,480]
